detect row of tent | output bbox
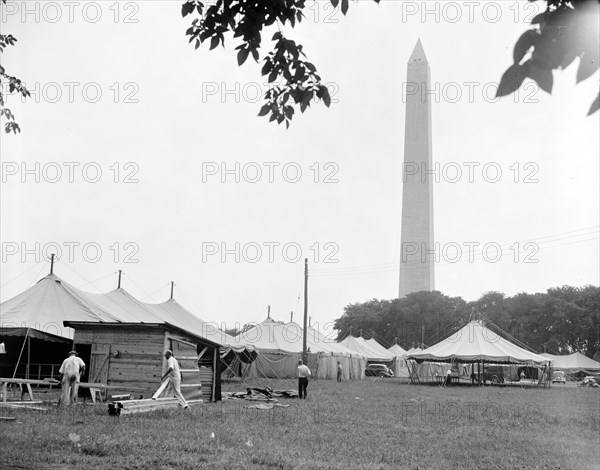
[1,273,598,382]
[0,274,373,380]
[0,274,250,354]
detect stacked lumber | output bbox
[1,402,49,412]
[108,397,203,416]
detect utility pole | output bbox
[303,258,308,364]
[267,305,271,319]
[117,270,122,289]
[170,281,175,300]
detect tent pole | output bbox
[12,328,30,379]
[27,335,31,380]
[302,258,308,364]
[211,348,217,402]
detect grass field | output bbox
[1,378,599,470]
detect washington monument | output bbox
[399,39,435,298]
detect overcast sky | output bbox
[1,1,598,341]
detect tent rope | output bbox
[0,261,44,289]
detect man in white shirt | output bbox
[59,351,85,405]
[297,359,311,399]
[161,350,189,409]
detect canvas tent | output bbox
[408,320,550,384]
[365,338,394,358]
[359,337,410,378]
[541,352,600,377]
[338,336,394,363]
[240,318,366,380]
[387,343,411,378]
[0,274,256,380]
[388,343,408,356]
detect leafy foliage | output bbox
[181,0,376,127]
[184,0,599,126]
[335,285,600,359]
[498,0,600,115]
[0,0,30,134]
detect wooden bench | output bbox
[0,378,60,402]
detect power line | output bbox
[311,228,599,277]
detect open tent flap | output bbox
[0,327,72,380]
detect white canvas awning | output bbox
[408,320,548,365]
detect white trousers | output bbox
[166,375,188,407]
[61,373,80,405]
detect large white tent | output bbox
[387,343,411,378]
[0,274,255,378]
[409,320,549,364]
[541,352,600,376]
[408,320,550,383]
[239,318,366,380]
[365,338,394,358]
[388,343,408,356]
[338,335,394,362]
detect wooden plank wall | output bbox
[166,330,215,402]
[74,327,164,398]
[169,336,203,401]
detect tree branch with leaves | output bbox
[184,0,599,127]
[0,0,30,134]
[181,0,372,128]
[497,0,599,114]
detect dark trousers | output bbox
[337,371,342,382]
[298,377,308,399]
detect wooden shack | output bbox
[64,321,221,402]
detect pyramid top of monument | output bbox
[409,39,428,63]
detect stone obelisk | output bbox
[399,39,435,297]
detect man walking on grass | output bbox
[59,350,85,406]
[297,359,311,399]
[162,350,189,409]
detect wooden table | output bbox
[1,378,148,404]
[0,378,60,402]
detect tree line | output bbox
[333,285,600,361]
